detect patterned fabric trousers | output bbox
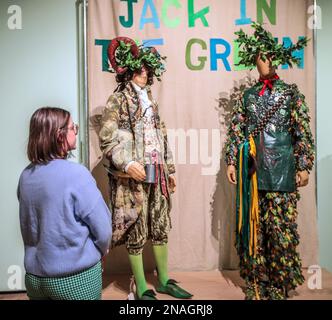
[238,191,305,300]
[25,262,102,300]
[126,180,171,255]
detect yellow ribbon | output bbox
[237,135,260,300]
[250,136,260,300]
[249,135,259,258]
[237,135,259,258]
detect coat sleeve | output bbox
[224,93,246,167]
[99,94,135,172]
[160,120,176,175]
[290,85,315,172]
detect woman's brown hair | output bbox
[27,107,71,164]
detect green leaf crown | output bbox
[235,22,309,68]
[109,40,166,81]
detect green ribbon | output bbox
[236,140,251,257]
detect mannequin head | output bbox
[132,66,148,88]
[256,53,276,79]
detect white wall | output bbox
[0,0,79,291]
[317,0,332,273]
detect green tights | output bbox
[128,244,169,298]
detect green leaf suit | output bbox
[224,79,315,299]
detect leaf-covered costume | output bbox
[224,79,314,299]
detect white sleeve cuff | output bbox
[124,161,135,173]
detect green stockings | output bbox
[153,244,169,286]
[129,244,169,298]
[128,254,148,298]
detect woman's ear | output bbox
[56,129,64,143]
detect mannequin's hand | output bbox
[168,175,176,193]
[296,171,309,187]
[127,162,146,182]
[227,165,237,185]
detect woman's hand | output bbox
[227,165,237,185]
[127,162,146,182]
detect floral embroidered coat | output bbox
[99,82,175,245]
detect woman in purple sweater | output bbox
[18,107,112,300]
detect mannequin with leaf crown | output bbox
[224,22,314,300]
[99,37,193,300]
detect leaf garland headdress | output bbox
[235,22,309,68]
[107,37,166,81]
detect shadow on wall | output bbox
[89,106,156,288]
[211,75,257,271]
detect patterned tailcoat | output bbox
[99,82,175,246]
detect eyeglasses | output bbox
[67,123,79,135]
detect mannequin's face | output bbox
[256,53,276,79]
[132,66,148,88]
